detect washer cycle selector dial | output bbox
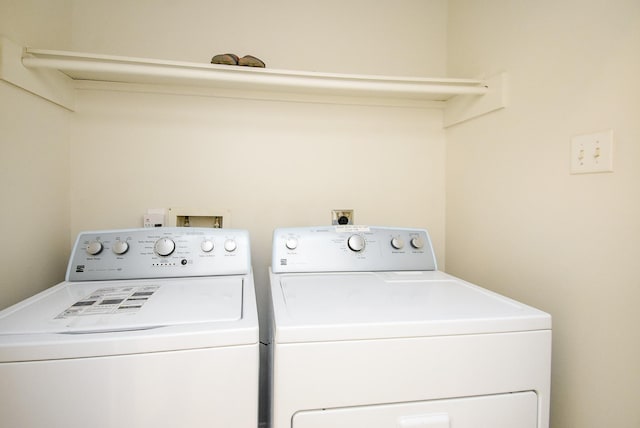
[86,240,103,256]
[410,236,424,249]
[154,237,176,257]
[112,240,129,255]
[347,234,366,252]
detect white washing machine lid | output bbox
[271,270,551,343]
[0,275,258,361]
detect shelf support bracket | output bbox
[0,37,75,110]
[444,72,507,127]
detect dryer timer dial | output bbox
[347,235,366,252]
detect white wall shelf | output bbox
[1,37,506,124]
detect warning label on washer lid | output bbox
[55,285,159,319]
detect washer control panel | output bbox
[272,226,437,273]
[66,228,250,281]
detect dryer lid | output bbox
[271,270,551,343]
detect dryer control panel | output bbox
[66,228,251,281]
[272,226,437,273]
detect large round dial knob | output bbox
[224,239,237,252]
[201,239,214,253]
[410,237,424,249]
[347,234,366,252]
[154,237,176,257]
[285,237,298,250]
[390,237,404,250]
[112,240,129,255]
[86,240,103,256]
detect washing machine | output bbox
[268,226,551,428]
[0,227,259,428]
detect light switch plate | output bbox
[571,129,613,174]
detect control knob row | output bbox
[283,235,369,253]
[390,236,425,250]
[346,235,425,252]
[282,234,425,254]
[155,237,238,256]
[87,238,238,257]
[86,240,129,256]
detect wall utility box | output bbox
[167,208,231,228]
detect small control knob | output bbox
[154,237,176,257]
[224,239,237,252]
[285,237,298,250]
[112,240,129,255]
[347,234,366,252]
[201,240,214,253]
[390,237,404,250]
[410,236,424,250]
[86,240,103,256]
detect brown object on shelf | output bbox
[238,55,265,68]
[211,53,239,65]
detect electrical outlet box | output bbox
[332,209,354,225]
[143,208,166,228]
[167,208,230,228]
[571,130,614,174]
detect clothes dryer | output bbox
[268,226,551,428]
[0,227,259,428]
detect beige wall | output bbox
[0,0,72,309]
[446,0,640,426]
[0,0,72,48]
[0,83,71,310]
[71,0,447,77]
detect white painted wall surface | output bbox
[0,0,72,309]
[446,1,640,426]
[71,0,447,77]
